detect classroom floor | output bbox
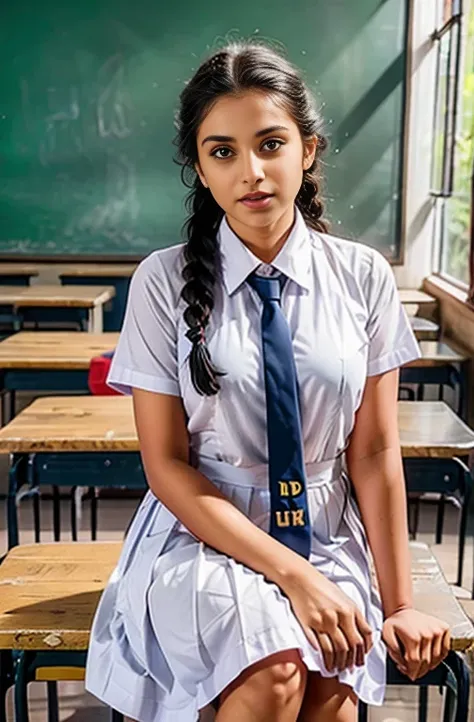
[0,496,472,722]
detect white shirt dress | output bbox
[85,206,421,722]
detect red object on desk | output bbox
[88,350,119,395]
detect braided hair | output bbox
[174,40,329,396]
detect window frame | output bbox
[431,0,474,297]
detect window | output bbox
[432,0,474,288]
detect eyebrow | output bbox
[201,125,290,146]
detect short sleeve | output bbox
[365,250,421,376]
[107,253,180,396]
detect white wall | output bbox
[393,0,438,287]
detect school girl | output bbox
[85,40,451,722]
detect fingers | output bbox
[339,612,369,670]
[400,626,450,680]
[441,627,451,661]
[415,636,432,680]
[355,608,374,655]
[429,625,451,672]
[315,609,373,674]
[316,631,336,672]
[429,630,442,671]
[382,622,407,674]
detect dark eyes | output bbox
[210,139,285,159]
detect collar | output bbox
[217,206,316,295]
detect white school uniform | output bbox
[85,206,421,722]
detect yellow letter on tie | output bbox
[278,481,289,497]
[289,481,303,496]
[291,509,305,526]
[275,511,291,527]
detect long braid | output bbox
[180,181,225,395]
[296,136,329,235]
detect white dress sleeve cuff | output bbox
[107,364,181,397]
[367,343,422,377]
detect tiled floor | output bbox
[1,494,473,722]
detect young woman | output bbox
[86,40,450,722]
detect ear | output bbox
[195,162,208,188]
[302,136,318,171]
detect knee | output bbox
[221,649,307,708]
[265,651,308,705]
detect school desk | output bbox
[400,340,469,417]
[58,264,136,331]
[0,331,120,423]
[0,547,472,722]
[0,264,39,286]
[398,289,437,306]
[0,284,115,336]
[1,396,473,587]
[410,316,440,341]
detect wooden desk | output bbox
[0,541,121,651]
[398,401,474,458]
[0,331,119,370]
[0,541,471,722]
[0,396,138,453]
[58,264,137,278]
[59,264,136,332]
[410,317,440,341]
[0,397,472,457]
[0,264,39,286]
[0,285,115,334]
[0,541,471,654]
[399,289,437,306]
[0,332,119,423]
[405,341,468,368]
[401,341,469,417]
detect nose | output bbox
[241,151,265,186]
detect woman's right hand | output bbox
[281,565,374,673]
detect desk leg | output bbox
[47,682,59,722]
[1,390,15,426]
[418,687,428,722]
[52,486,61,542]
[8,456,27,549]
[456,464,473,587]
[442,651,470,722]
[111,711,124,722]
[0,650,13,722]
[357,701,368,722]
[33,492,40,543]
[71,487,78,541]
[13,651,29,722]
[87,306,103,333]
[90,487,98,541]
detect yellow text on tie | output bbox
[275,509,306,527]
[278,480,303,497]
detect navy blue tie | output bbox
[248,271,311,559]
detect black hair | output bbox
[174,40,329,396]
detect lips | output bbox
[240,192,273,201]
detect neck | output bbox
[226,206,296,264]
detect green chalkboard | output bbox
[0,0,408,261]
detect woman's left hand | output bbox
[382,608,451,680]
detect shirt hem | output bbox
[107,365,181,397]
[367,345,422,377]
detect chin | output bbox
[234,205,279,226]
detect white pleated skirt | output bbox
[85,456,386,722]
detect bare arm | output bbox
[345,368,413,617]
[132,386,310,589]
